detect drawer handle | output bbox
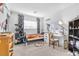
[0,40,1,44]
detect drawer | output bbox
[9,48,13,52]
[9,42,13,49]
[9,49,13,52]
[8,36,13,43]
[9,38,13,43]
[9,48,13,56]
[0,40,1,44]
[9,52,13,56]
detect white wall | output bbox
[44,4,79,32]
[40,17,44,33]
[8,11,44,34]
[61,4,79,22]
[8,11,18,33]
[0,5,8,32]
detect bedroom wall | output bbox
[0,13,7,32]
[8,11,44,34]
[8,11,18,33]
[44,4,79,33]
[0,5,8,32]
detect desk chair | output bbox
[49,32,59,48]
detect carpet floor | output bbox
[13,41,72,56]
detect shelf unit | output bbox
[0,32,13,56]
[69,19,79,56]
[44,33,50,46]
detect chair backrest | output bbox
[49,32,54,41]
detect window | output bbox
[24,20,37,29]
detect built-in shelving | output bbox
[69,35,79,40]
[69,19,79,56]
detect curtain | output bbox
[37,17,40,33]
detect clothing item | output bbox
[15,33,27,44]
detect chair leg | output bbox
[52,42,55,48]
[57,40,59,47]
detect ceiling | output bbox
[7,3,75,18]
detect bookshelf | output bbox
[69,19,79,56]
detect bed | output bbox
[26,34,44,41]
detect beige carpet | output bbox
[13,43,72,56]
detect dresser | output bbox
[0,33,13,56]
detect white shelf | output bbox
[69,35,79,40]
[69,28,79,30]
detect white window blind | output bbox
[24,20,37,29]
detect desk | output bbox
[50,33,63,47]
